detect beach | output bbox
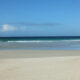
[0,50,80,80]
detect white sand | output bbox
[0,50,80,80]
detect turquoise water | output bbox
[0,37,80,50]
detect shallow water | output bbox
[0,39,80,50]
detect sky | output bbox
[0,0,80,36]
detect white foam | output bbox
[8,40,57,43]
[7,40,80,43]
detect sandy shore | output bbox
[0,50,80,80]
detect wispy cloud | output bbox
[0,22,61,27]
[25,23,61,26]
[0,24,27,32]
[0,22,61,32]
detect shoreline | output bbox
[0,50,80,58]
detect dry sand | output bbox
[0,50,80,80]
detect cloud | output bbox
[0,24,27,32]
[20,26,27,31]
[0,24,16,32]
[0,22,61,27]
[25,23,61,26]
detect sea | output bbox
[0,36,80,50]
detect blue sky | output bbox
[0,0,80,36]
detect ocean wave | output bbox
[7,40,80,43]
[8,40,56,43]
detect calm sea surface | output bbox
[0,37,80,50]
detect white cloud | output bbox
[0,24,16,32]
[0,24,27,32]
